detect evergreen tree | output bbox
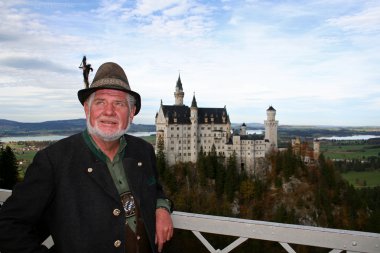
[206,144,218,179]
[225,151,238,201]
[196,146,207,186]
[0,146,19,190]
[156,135,166,178]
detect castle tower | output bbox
[190,93,198,162]
[313,139,320,160]
[264,106,278,149]
[240,123,247,135]
[174,75,184,105]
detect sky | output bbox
[0,0,379,126]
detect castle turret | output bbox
[240,123,247,135]
[174,75,184,105]
[313,139,320,160]
[190,93,198,162]
[264,106,278,149]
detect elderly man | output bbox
[0,62,173,253]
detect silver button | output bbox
[114,240,121,247]
[87,168,93,173]
[113,209,121,216]
[137,162,142,166]
[137,235,141,240]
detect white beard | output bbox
[86,115,131,142]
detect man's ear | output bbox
[84,102,89,118]
[130,106,136,120]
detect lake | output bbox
[319,135,380,140]
[0,132,157,142]
[247,129,264,135]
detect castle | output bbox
[155,76,278,173]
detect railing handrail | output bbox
[0,189,11,205]
[172,211,380,253]
[1,189,379,252]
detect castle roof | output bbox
[191,94,197,108]
[162,105,191,124]
[267,105,276,111]
[176,75,183,90]
[161,105,229,125]
[197,108,229,124]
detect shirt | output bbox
[82,130,171,232]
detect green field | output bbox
[6,135,156,169]
[320,142,380,160]
[342,170,380,188]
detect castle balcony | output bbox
[1,188,379,252]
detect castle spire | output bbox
[191,92,197,108]
[174,74,184,105]
[176,74,183,90]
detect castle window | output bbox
[177,127,179,130]
[171,127,174,130]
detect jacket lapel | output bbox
[85,160,120,203]
[123,157,143,200]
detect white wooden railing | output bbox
[1,189,379,252]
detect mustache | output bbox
[97,116,120,124]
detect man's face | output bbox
[84,89,135,141]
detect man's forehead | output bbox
[94,89,127,98]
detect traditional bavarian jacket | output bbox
[0,132,170,253]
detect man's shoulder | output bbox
[44,132,84,151]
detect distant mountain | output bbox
[231,122,264,129]
[0,119,156,137]
[1,119,379,138]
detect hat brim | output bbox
[77,86,141,115]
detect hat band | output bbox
[91,78,130,89]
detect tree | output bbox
[156,135,166,178]
[0,146,19,189]
[196,146,207,186]
[225,152,238,201]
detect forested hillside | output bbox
[158,145,380,252]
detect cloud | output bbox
[0,57,72,73]
[327,5,380,33]
[0,0,379,126]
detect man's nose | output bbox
[103,103,116,115]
